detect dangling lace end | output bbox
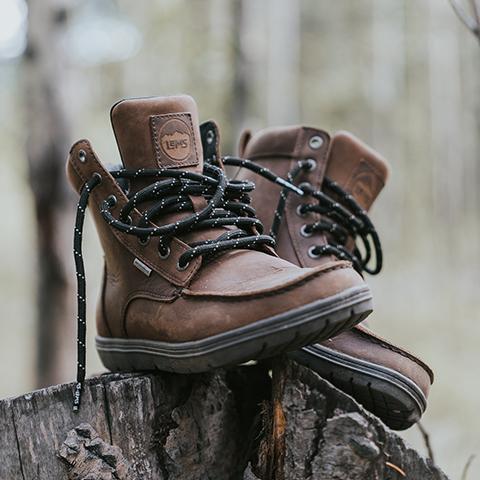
[72,174,101,414]
[72,381,83,412]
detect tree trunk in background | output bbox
[370,1,407,241]
[229,0,249,151]
[427,0,463,225]
[24,0,75,388]
[266,0,300,125]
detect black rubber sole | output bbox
[289,344,427,430]
[96,285,372,375]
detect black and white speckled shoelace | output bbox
[72,162,278,411]
[222,156,383,276]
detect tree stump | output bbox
[0,359,449,479]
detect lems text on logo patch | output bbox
[150,113,199,168]
[160,119,190,161]
[162,130,189,158]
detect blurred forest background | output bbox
[0,0,479,477]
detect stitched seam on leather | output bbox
[354,328,434,381]
[183,263,354,300]
[187,113,200,163]
[287,130,330,267]
[286,136,308,266]
[69,143,200,285]
[70,146,182,283]
[122,290,179,337]
[69,138,89,155]
[100,263,114,337]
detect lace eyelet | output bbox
[158,246,171,260]
[296,205,307,217]
[298,182,312,192]
[309,135,323,150]
[300,224,313,238]
[106,195,117,207]
[206,130,215,145]
[123,180,131,196]
[138,236,150,246]
[176,260,190,271]
[308,246,321,259]
[304,158,317,171]
[78,149,87,162]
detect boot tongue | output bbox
[325,131,389,211]
[110,95,203,173]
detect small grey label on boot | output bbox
[133,258,152,277]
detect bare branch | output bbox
[469,0,480,27]
[417,422,435,464]
[461,454,476,480]
[449,0,480,36]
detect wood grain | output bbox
[0,362,450,480]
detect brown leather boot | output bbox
[66,97,372,410]
[228,125,433,430]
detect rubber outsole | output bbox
[96,285,372,376]
[289,344,427,430]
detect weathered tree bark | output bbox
[0,359,448,480]
[24,0,76,387]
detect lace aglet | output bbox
[72,381,83,412]
[275,178,304,196]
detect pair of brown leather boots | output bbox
[67,95,432,430]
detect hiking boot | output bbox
[227,125,433,429]
[66,97,373,410]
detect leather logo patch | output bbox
[150,113,199,168]
[346,161,383,210]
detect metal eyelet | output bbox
[300,225,313,237]
[176,260,190,271]
[296,205,307,217]
[206,130,215,145]
[123,180,131,196]
[308,246,321,258]
[304,158,317,171]
[138,236,150,246]
[158,246,171,260]
[78,149,87,162]
[106,195,117,207]
[298,181,312,191]
[309,136,323,150]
